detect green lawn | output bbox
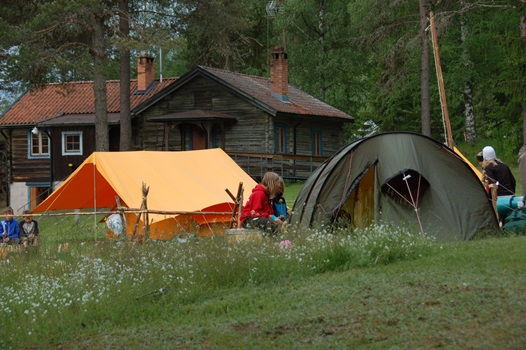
[283,180,305,206]
[2,233,523,349]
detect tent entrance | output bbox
[334,162,377,229]
[381,168,430,236]
[381,169,430,208]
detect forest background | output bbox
[0,0,525,162]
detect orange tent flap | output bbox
[192,202,235,225]
[453,146,482,180]
[34,161,119,212]
[33,149,257,226]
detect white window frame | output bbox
[61,131,83,156]
[28,130,50,159]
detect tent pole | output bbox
[430,11,454,149]
[237,189,244,228]
[131,182,149,241]
[226,182,243,229]
[385,175,426,238]
[143,183,150,240]
[93,160,97,242]
[131,204,143,239]
[115,196,126,233]
[402,172,426,238]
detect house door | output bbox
[181,124,205,150]
[192,125,206,150]
[29,186,49,210]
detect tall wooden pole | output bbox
[430,12,454,149]
[521,4,526,145]
[419,0,431,136]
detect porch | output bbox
[227,152,328,181]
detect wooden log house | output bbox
[0,47,354,212]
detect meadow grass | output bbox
[0,218,524,349]
[283,180,303,207]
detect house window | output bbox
[28,130,50,158]
[61,131,83,156]
[275,125,287,154]
[312,129,322,156]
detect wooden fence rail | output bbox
[228,152,327,180]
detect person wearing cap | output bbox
[519,144,526,196]
[476,151,486,183]
[482,146,516,197]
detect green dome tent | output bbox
[291,132,499,241]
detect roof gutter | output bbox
[35,112,65,126]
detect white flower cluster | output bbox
[0,225,433,346]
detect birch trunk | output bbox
[461,10,476,144]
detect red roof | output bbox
[0,79,177,126]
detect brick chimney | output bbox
[270,46,289,102]
[137,51,155,91]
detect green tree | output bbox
[520,0,526,145]
[177,0,268,73]
[345,0,431,135]
[0,0,114,150]
[272,0,369,141]
[419,0,431,136]
[434,1,524,155]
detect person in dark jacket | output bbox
[482,146,516,196]
[20,210,39,247]
[240,172,284,235]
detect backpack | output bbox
[273,196,288,220]
[502,208,526,235]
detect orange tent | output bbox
[33,149,257,239]
[453,146,482,180]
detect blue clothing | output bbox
[1,218,20,239]
[272,195,288,221]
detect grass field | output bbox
[283,180,304,206]
[0,221,524,349]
